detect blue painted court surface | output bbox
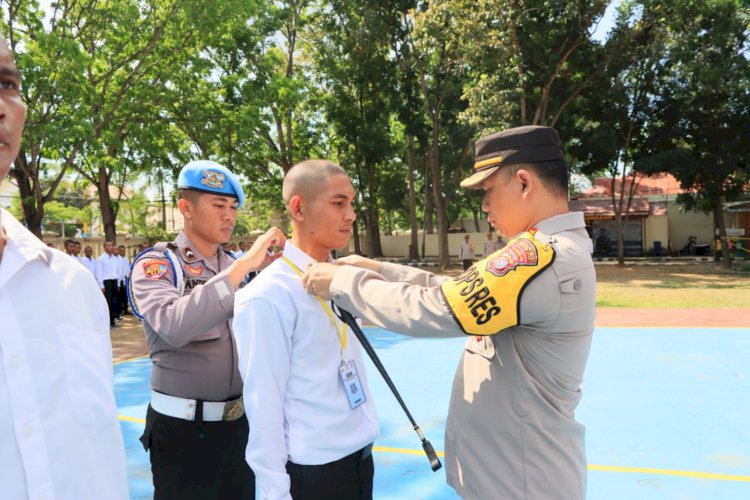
[115,327,750,499]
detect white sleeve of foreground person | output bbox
[0,209,128,500]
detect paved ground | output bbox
[117,326,750,499]
[112,263,750,498]
[112,307,749,362]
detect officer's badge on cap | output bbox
[460,125,564,189]
[177,160,246,208]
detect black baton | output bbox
[334,306,442,472]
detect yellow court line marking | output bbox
[374,445,445,458]
[114,354,149,365]
[112,422,750,484]
[118,415,146,424]
[588,464,750,483]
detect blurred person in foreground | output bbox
[0,34,128,499]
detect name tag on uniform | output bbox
[339,360,366,409]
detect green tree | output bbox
[313,0,408,257]
[411,1,473,268]
[3,0,91,238]
[571,0,671,264]
[637,0,750,267]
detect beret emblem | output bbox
[201,170,226,189]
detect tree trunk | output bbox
[429,122,450,269]
[98,165,117,243]
[365,163,383,257]
[352,215,362,255]
[615,212,625,265]
[407,134,419,260]
[714,199,731,268]
[364,206,383,258]
[160,175,167,231]
[424,158,433,234]
[10,159,44,239]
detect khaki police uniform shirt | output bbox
[130,231,242,401]
[329,212,596,500]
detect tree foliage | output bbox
[1,0,747,265]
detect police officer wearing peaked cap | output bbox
[303,126,597,499]
[130,159,286,499]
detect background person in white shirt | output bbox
[116,244,131,315]
[0,34,128,499]
[458,234,475,270]
[483,232,497,256]
[98,240,121,325]
[81,244,102,286]
[233,159,379,500]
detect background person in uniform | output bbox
[130,160,286,500]
[303,126,596,500]
[116,244,130,315]
[233,159,379,500]
[81,243,101,285]
[496,233,505,250]
[0,33,128,499]
[483,232,497,256]
[63,238,76,256]
[236,241,247,257]
[458,234,475,270]
[98,240,121,326]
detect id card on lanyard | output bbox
[281,256,366,409]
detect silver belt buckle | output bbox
[223,397,244,421]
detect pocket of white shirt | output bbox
[464,335,496,359]
[56,326,117,427]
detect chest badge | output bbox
[185,264,204,275]
[184,247,197,262]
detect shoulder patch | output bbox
[440,231,555,335]
[143,259,170,280]
[487,237,540,277]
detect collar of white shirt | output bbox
[0,208,54,288]
[281,241,332,274]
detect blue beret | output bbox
[177,160,245,208]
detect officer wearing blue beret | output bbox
[129,160,286,499]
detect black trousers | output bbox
[117,282,129,314]
[103,279,120,325]
[286,444,374,500]
[462,259,473,271]
[140,404,255,500]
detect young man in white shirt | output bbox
[458,234,475,270]
[233,159,379,499]
[98,240,121,325]
[116,244,131,315]
[483,232,497,256]
[0,34,128,499]
[81,244,102,286]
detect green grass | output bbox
[595,263,750,308]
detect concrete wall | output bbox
[362,231,499,259]
[667,201,714,251]
[643,215,668,254]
